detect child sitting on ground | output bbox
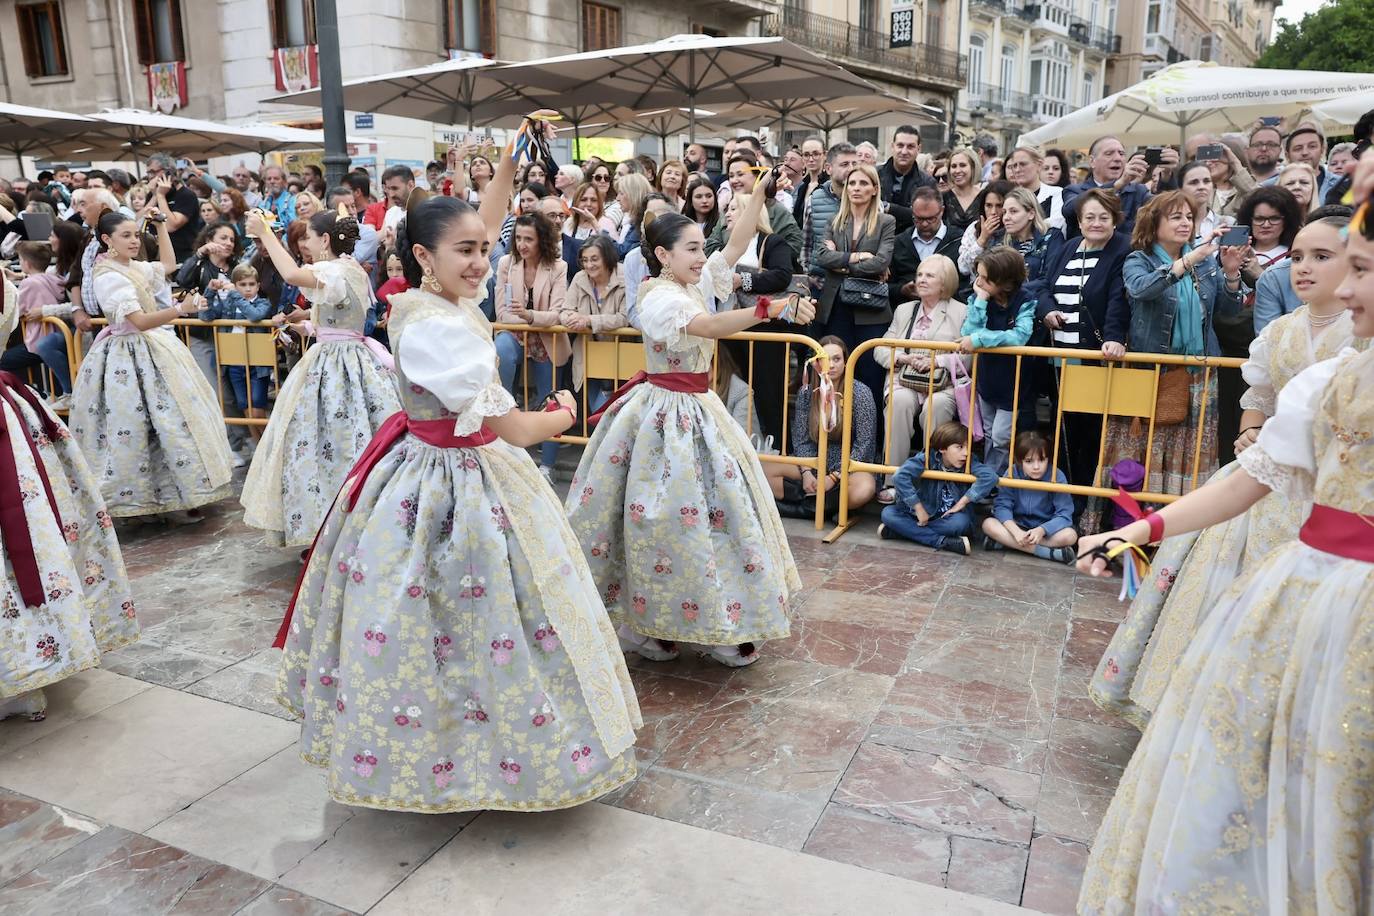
[879,421,997,556]
[202,263,274,438]
[982,430,1078,564]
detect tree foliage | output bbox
[1256,0,1374,72]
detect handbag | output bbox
[950,357,983,442]
[1153,366,1191,426]
[837,276,889,310]
[895,304,951,392]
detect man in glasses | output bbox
[1246,124,1283,183]
[887,186,963,305]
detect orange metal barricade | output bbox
[824,337,1245,544]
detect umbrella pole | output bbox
[574,121,582,164]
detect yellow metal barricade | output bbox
[491,323,831,530]
[825,338,1245,544]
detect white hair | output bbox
[75,188,121,213]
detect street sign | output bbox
[890,9,913,49]
[354,113,374,130]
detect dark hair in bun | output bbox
[96,210,134,252]
[308,210,361,256]
[643,212,694,278]
[395,192,479,287]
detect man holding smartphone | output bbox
[144,153,202,261]
[1062,135,1172,237]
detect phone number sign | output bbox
[890,10,913,48]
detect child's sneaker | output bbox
[1052,546,1077,565]
[939,536,971,556]
[982,535,1004,551]
[876,523,892,540]
[877,486,896,505]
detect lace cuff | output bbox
[1238,387,1276,415]
[1238,442,1314,503]
[453,382,515,436]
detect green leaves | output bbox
[1257,0,1374,73]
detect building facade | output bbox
[1106,0,1278,98]
[957,0,1117,155]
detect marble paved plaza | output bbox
[0,490,1136,915]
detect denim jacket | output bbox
[892,450,998,514]
[1122,248,1242,356]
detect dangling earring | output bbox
[662,263,676,284]
[421,269,442,294]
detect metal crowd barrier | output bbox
[66,316,283,427]
[825,337,1246,544]
[491,322,831,531]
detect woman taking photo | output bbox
[1236,186,1303,289]
[1081,190,1245,531]
[241,209,401,549]
[566,181,616,240]
[494,212,570,480]
[812,163,897,398]
[942,148,983,238]
[275,117,641,814]
[467,154,494,203]
[682,174,720,237]
[561,234,625,412]
[720,190,796,445]
[566,171,814,669]
[1029,188,1131,492]
[1207,141,1256,220]
[872,254,967,503]
[72,202,233,521]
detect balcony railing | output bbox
[762,9,966,86]
[964,84,1035,120]
[1032,97,1068,122]
[1022,5,1118,54]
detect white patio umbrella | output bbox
[495,34,883,143]
[579,107,742,157]
[1020,62,1374,149]
[737,92,943,142]
[0,102,104,172]
[1311,89,1374,133]
[262,56,543,129]
[64,109,305,162]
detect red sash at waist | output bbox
[587,370,710,427]
[1299,504,1374,563]
[272,412,496,649]
[0,372,65,609]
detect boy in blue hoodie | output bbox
[879,421,998,555]
[202,263,274,436]
[982,430,1078,564]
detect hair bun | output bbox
[334,214,360,247]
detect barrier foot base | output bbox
[822,519,856,544]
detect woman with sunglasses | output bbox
[590,164,620,227]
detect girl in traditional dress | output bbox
[241,209,401,549]
[566,172,816,668]
[1089,214,1366,729]
[276,118,641,813]
[1073,180,1374,913]
[1,276,139,722]
[71,206,234,521]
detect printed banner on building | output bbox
[274,46,319,93]
[890,9,913,48]
[148,61,187,113]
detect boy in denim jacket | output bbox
[879,421,998,556]
[202,264,274,433]
[982,430,1078,564]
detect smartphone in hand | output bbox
[1219,224,1250,247]
[1197,144,1224,161]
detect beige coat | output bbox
[561,266,628,387]
[872,297,970,394]
[496,255,571,366]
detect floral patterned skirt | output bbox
[243,341,400,547]
[1079,541,1374,913]
[1091,462,1307,729]
[70,331,233,517]
[276,435,640,813]
[566,387,799,646]
[2,382,138,700]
